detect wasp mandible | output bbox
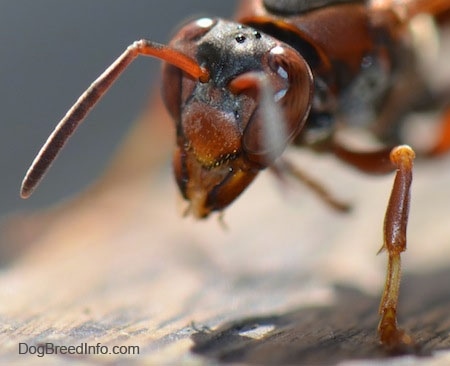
[21,0,450,351]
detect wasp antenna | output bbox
[229,72,288,163]
[134,40,210,81]
[20,40,209,199]
[258,75,288,161]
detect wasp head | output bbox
[162,18,313,218]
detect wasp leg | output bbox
[428,105,450,156]
[332,143,416,350]
[333,144,396,174]
[271,159,351,212]
[378,145,416,351]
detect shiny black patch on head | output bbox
[195,20,276,87]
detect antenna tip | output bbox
[20,180,33,199]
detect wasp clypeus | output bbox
[21,0,450,351]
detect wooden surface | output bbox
[1,89,450,365]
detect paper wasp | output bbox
[21,0,450,351]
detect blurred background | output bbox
[0,0,236,218]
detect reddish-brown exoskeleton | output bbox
[21,0,450,351]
